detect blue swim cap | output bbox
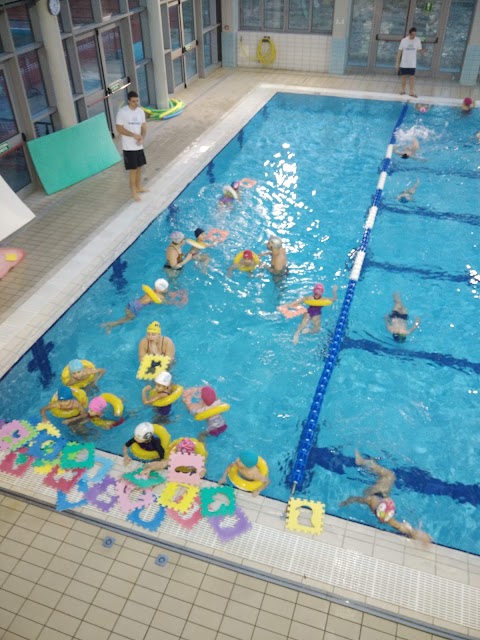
[68,359,83,373]
[239,450,258,468]
[57,385,73,401]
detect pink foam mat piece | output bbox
[0,420,33,452]
[43,465,86,492]
[116,479,154,514]
[168,451,204,485]
[167,496,202,529]
[0,447,35,476]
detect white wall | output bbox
[237,32,331,73]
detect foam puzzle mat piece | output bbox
[26,430,66,462]
[200,486,236,518]
[158,482,198,513]
[0,420,35,452]
[60,442,95,469]
[128,503,166,532]
[117,479,154,514]
[56,479,89,511]
[167,496,202,530]
[209,506,252,543]
[285,498,325,535]
[85,455,114,485]
[122,469,165,488]
[85,475,118,512]
[0,447,35,476]
[167,451,204,485]
[43,465,86,492]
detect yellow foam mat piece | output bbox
[33,461,55,475]
[285,498,325,535]
[158,482,199,513]
[36,421,61,437]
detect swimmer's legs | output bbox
[302,316,321,334]
[355,450,396,496]
[392,292,408,315]
[293,314,310,344]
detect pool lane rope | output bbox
[290,103,409,494]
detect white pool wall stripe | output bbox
[350,250,366,281]
[366,206,378,229]
[377,172,388,190]
[386,145,394,159]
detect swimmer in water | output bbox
[394,137,420,159]
[396,179,420,203]
[62,359,106,388]
[340,451,432,543]
[219,181,241,208]
[259,236,288,276]
[101,278,170,333]
[227,250,258,278]
[138,321,175,363]
[291,282,338,345]
[461,97,475,113]
[384,292,420,343]
[219,450,270,497]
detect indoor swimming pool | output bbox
[0,93,478,554]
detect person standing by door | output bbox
[116,91,148,201]
[395,27,424,98]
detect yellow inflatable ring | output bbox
[186,239,207,250]
[61,359,96,388]
[239,178,256,189]
[142,284,163,304]
[130,424,171,461]
[149,384,184,408]
[223,185,238,200]
[233,251,260,272]
[303,298,333,307]
[228,456,269,493]
[50,388,88,418]
[167,437,207,459]
[91,393,124,429]
[194,403,230,422]
[136,354,171,380]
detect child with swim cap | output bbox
[258,236,288,276]
[290,282,338,344]
[183,385,228,441]
[63,358,106,388]
[101,278,169,333]
[64,395,127,431]
[219,181,241,208]
[123,422,167,468]
[461,97,475,113]
[227,250,258,278]
[142,370,174,415]
[40,385,88,431]
[219,450,270,497]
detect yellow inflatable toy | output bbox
[90,393,124,429]
[228,456,269,493]
[50,388,88,418]
[61,359,96,388]
[142,284,163,304]
[148,384,184,408]
[194,403,230,422]
[186,239,207,250]
[130,424,171,461]
[303,298,333,307]
[233,251,260,272]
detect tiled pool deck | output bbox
[1,68,479,640]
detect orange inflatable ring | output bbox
[205,228,229,243]
[239,178,256,189]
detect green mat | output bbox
[27,114,121,195]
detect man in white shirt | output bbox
[395,27,424,98]
[116,91,147,201]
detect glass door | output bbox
[347,0,471,79]
[76,25,129,132]
[169,0,198,89]
[0,66,31,192]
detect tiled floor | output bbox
[1,67,479,640]
[0,495,455,640]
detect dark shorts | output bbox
[399,67,416,76]
[123,149,146,170]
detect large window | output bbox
[240,0,334,33]
[18,50,49,116]
[7,5,35,48]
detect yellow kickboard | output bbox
[285,498,325,535]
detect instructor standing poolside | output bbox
[116,91,148,201]
[395,27,424,98]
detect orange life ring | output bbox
[167,290,188,307]
[239,178,256,189]
[205,228,229,243]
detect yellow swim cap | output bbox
[147,321,161,334]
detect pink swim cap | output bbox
[419,106,427,113]
[463,97,473,106]
[201,386,217,406]
[376,498,396,523]
[88,396,108,414]
[177,438,195,454]
[243,250,253,261]
[313,283,325,296]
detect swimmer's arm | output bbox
[328,285,338,303]
[40,405,51,421]
[339,495,368,508]
[93,368,106,383]
[122,444,131,466]
[407,318,421,334]
[227,264,238,278]
[138,339,148,361]
[141,385,154,405]
[219,463,235,484]
[384,315,394,332]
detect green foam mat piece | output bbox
[27,114,121,194]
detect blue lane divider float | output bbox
[289,103,409,493]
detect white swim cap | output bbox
[269,236,282,249]
[134,422,154,443]
[154,278,169,292]
[170,231,184,244]
[155,371,172,387]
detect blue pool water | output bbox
[0,94,479,553]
